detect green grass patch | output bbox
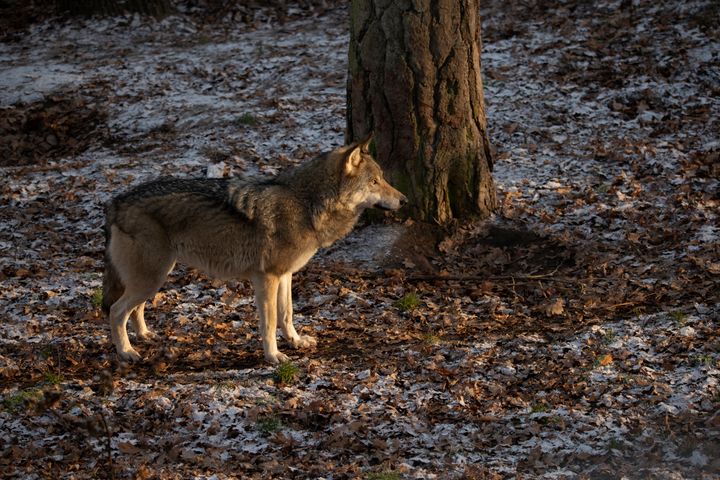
[670,311,687,325]
[367,472,401,480]
[608,437,623,451]
[421,332,441,345]
[274,361,299,385]
[236,112,258,127]
[91,288,103,309]
[215,380,236,392]
[40,347,55,359]
[602,328,616,344]
[3,390,43,414]
[395,292,420,312]
[43,371,64,385]
[256,415,282,434]
[689,354,714,367]
[253,393,278,407]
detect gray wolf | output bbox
[102,137,407,364]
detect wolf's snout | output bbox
[399,194,408,207]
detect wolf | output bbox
[102,137,407,364]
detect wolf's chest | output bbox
[280,247,318,274]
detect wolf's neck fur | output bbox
[277,153,360,248]
[309,206,359,248]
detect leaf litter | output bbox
[0,0,719,478]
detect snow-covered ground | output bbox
[1,1,718,478]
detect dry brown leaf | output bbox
[545,298,565,316]
[597,354,613,366]
[118,442,141,454]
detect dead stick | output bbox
[98,409,115,480]
[405,274,578,284]
[606,302,640,310]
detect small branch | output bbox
[405,273,578,284]
[98,409,115,480]
[605,302,640,310]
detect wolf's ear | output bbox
[343,144,364,176]
[360,133,374,154]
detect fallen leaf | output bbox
[545,298,565,316]
[597,354,613,366]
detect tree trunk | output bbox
[57,0,173,17]
[347,0,496,224]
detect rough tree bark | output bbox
[347,0,496,224]
[57,0,173,17]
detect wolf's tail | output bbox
[102,201,124,315]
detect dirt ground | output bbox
[0,0,718,478]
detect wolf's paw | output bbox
[118,348,142,362]
[265,351,291,365]
[291,335,317,349]
[137,330,159,342]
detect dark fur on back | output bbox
[114,178,230,206]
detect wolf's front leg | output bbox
[277,273,317,349]
[252,273,289,364]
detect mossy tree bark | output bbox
[57,0,173,17]
[347,0,496,224]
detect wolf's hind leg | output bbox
[277,273,316,350]
[130,260,175,341]
[112,284,167,360]
[108,226,173,361]
[130,303,158,341]
[110,293,148,362]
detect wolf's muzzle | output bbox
[374,193,407,211]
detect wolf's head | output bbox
[336,135,408,213]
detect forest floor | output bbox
[1,0,719,478]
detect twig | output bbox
[98,409,115,480]
[508,274,522,301]
[405,273,578,284]
[605,302,640,310]
[12,160,88,175]
[303,265,580,285]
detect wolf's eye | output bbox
[372,178,379,185]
